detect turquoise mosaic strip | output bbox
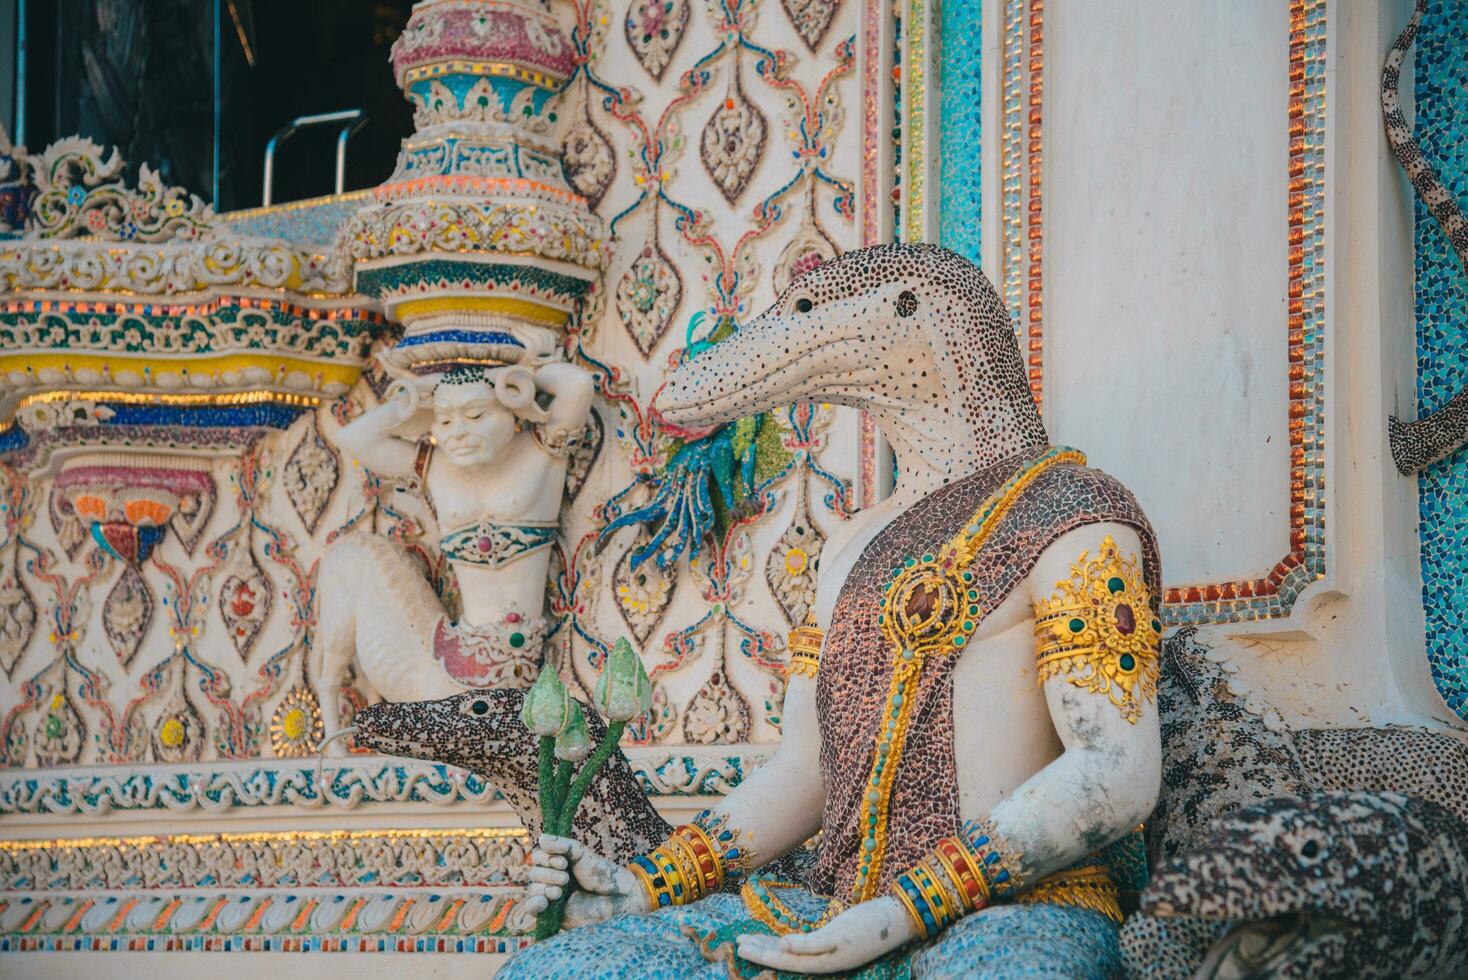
[938,0,982,265]
[221,195,369,247]
[1413,0,1468,720]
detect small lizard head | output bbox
[353,689,533,775]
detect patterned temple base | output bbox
[0,891,527,955]
[499,890,1122,979]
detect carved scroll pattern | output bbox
[550,0,861,746]
[0,402,361,767]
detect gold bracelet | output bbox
[628,846,688,909]
[786,618,824,679]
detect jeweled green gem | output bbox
[44,715,64,740]
[509,632,526,648]
[1152,619,1162,632]
[1107,576,1126,594]
[1119,654,1136,671]
[968,604,979,616]
[1069,618,1086,633]
[962,621,974,631]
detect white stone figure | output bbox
[310,359,594,752]
[505,244,1162,976]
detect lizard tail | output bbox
[1384,0,1468,474]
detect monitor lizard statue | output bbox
[502,242,1166,978]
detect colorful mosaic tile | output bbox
[937,0,982,268]
[220,192,374,246]
[1413,0,1468,720]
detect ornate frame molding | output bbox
[0,747,767,818]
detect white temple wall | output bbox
[1036,0,1454,729]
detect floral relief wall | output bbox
[0,0,863,771]
[544,0,861,748]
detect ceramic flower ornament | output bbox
[522,665,573,737]
[593,636,654,722]
[554,703,593,763]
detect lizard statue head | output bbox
[658,243,1048,485]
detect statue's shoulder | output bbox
[1032,457,1151,523]
[1019,456,1159,579]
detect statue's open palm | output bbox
[736,897,918,974]
[513,834,650,931]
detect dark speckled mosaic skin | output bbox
[1122,630,1468,979]
[810,458,1160,900]
[353,689,669,861]
[1144,792,1468,980]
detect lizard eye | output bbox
[461,697,492,717]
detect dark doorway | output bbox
[15,0,415,212]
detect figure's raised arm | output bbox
[518,629,828,928]
[529,361,596,457]
[336,378,432,480]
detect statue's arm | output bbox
[884,521,1160,935]
[336,383,427,480]
[519,654,826,928]
[974,521,1162,872]
[736,522,1161,973]
[531,361,595,456]
[690,669,828,868]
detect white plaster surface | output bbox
[1043,0,1292,586]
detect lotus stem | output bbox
[534,719,628,939]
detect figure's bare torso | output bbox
[427,434,569,625]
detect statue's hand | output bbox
[382,378,433,434]
[532,361,594,427]
[517,834,651,930]
[734,896,919,974]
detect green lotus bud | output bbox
[554,702,593,763]
[593,636,653,722]
[521,664,571,737]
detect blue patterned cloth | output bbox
[499,890,1122,979]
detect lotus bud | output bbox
[554,702,593,763]
[593,636,653,722]
[521,664,571,737]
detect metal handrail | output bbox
[261,109,369,206]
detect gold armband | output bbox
[1032,535,1161,724]
[786,618,824,680]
